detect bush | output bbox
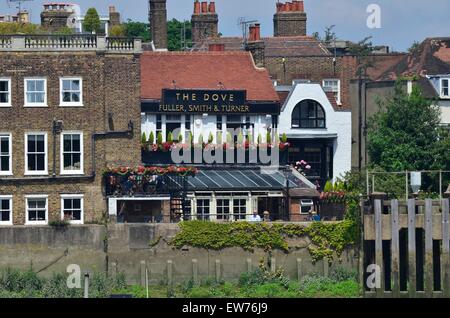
[329,267,357,282]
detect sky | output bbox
[2,0,450,52]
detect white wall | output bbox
[278,83,352,181]
[438,100,450,125]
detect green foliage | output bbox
[141,132,147,144]
[217,131,223,144]
[208,132,214,144]
[54,26,73,35]
[0,22,42,35]
[226,132,233,144]
[167,132,173,143]
[149,131,155,144]
[124,20,150,42]
[188,131,194,145]
[298,274,359,298]
[237,131,244,144]
[408,40,421,54]
[167,19,192,51]
[178,133,183,143]
[49,219,69,228]
[109,25,126,37]
[367,83,441,172]
[171,220,357,262]
[247,133,253,143]
[281,133,288,143]
[83,8,101,34]
[266,132,272,144]
[257,134,262,144]
[157,132,163,145]
[324,180,333,192]
[198,134,204,145]
[239,260,290,289]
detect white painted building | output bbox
[278,83,352,184]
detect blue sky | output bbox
[2,0,450,52]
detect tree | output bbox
[124,20,150,42]
[408,41,421,54]
[349,36,374,78]
[367,83,442,172]
[83,8,101,34]
[167,19,192,51]
[109,25,126,37]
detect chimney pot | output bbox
[194,0,201,14]
[109,6,116,13]
[201,1,208,13]
[298,1,304,12]
[276,3,283,13]
[209,43,225,51]
[254,23,261,41]
[285,2,292,12]
[208,2,216,13]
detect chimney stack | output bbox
[274,1,307,37]
[149,0,168,50]
[246,23,265,68]
[191,0,219,45]
[109,6,121,27]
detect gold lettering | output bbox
[212,94,219,102]
[229,94,234,102]
[182,94,189,101]
[204,93,210,101]
[192,93,196,101]
[176,93,181,101]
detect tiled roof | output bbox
[375,38,450,80]
[140,51,279,102]
[192,36,331,57]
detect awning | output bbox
[170,167,317,193]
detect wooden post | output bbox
[215,259,221,283]
[140,260,146,287]
[424,199,433,297]
[270,257,276,273]
[247,258,252,273]
[408,199,416,298]
[442,199,450,297]
[375,199,384,297]
[297,258,302,282]
[167,260,173,287]
[192,259,198,286]
[391,199,400,297]
[323,259,329,277]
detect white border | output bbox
[0,195,13,226]
[323,79,341,105]
[0,78,12,107]
[59,77,83,107]
[24,78,48,107]
[24,132,48,176]
[25,194,48,225]
[60,131,84,175]
[440,78,450,99]
[60,194,84,225]
[0,133,12,176]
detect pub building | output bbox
[106,51,319,223]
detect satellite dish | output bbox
[67,13,77,28]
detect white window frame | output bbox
[25,195,48,225]
[0,195,13,226]
[60,194,84,225]
[323,79,341,105]
[25,132,48,176]
[440,78,450,99]
[0,78,12,107]
[24,78,47,107]
[60,131,84,175]
[59,77,83,107]
[0,133,12,176]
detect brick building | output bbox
[0,35,142,226]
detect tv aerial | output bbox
[237,17,258,47]
[7,0,33,13]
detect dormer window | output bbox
[441,78,450,98]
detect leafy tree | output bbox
[149,131,155,144]
[83,8,101,34]
[408,41,421,54]
[367,83,441,172]
[167,19,192,51]
[109,25,126,37]
[124,20,150,42]
[0,22,41,34]
[141,132,147,144]
[349,36,374,78]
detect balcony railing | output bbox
[0,35,142,53]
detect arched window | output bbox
[291,100,326,128]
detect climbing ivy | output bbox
[170,220,357,263]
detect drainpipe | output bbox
[52,119,63,177]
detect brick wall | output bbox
[0,52,141,225]
[274,12,307,37]
[149,0,168,49]
[266,55,357,109]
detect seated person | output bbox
[249,211,262,222]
